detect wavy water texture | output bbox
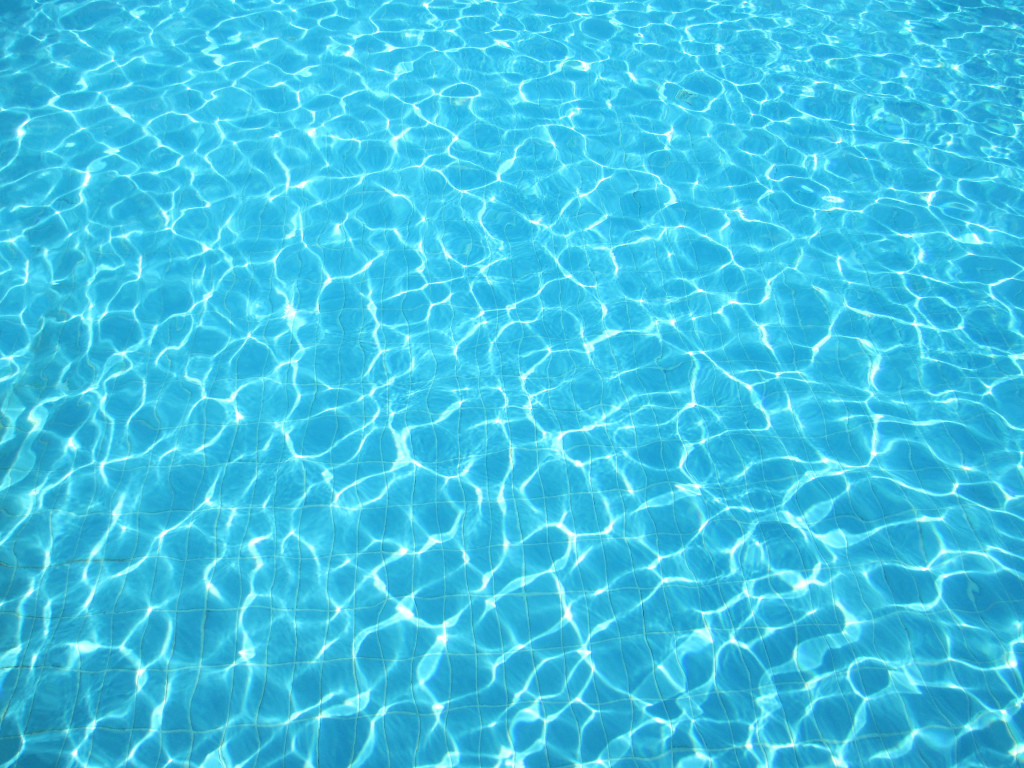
[1,0,1023,766]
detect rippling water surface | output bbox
[1,0,1023,765]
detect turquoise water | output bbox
[1,0,1023,765]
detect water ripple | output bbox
[1,0,1023,766]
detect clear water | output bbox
[1,0,1023,765]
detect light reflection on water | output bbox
[0,0,1023,765]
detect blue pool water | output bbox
[1,0,1023,765]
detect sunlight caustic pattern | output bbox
[0,0,1023,766]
